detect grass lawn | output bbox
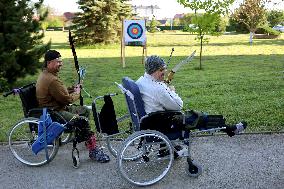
[0,31,283,142]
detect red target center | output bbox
[131,28,139,34]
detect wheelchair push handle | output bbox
[3,90,13,97]
[3,83,35,97]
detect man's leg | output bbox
[66,105,90,118]
[59,109,110,163]
[183,110,247,136]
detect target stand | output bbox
[121,19,147,68]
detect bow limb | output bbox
[68,29,83,106]
[164,50,196,84]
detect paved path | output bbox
[0,134,283,189]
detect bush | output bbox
[228,17,249,33]
[0,78,9,92]
[255,26,281,35]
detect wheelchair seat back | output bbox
[17,83,66,124]
[18,83,39,117]
[122,77,146,131]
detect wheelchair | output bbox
[4,82,130,168]
[113,77,246,186]
[4,83,74,167]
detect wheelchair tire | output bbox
[117,130,174,186]
[187,160,203,177]
[8,117,60,167]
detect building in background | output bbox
[132,5,160,20]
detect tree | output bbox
[232,0,267,45]
[177,0,234,69]
[148,16,159,33]
[72,0,132,45]
[0,0,50,90]
[191,13,222,69]
[267,10,284,27]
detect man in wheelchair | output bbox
[136,55,247,157]
[36,50,110,163]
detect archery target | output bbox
[124,20,146,46]
[127,23,143,39]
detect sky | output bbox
[41,0,190,19]
[41,0,284,19]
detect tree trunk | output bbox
[199,35,203,70]
[249,31,254,45]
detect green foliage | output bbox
[148,16,160,33]
[266,10,284,27]
[41,21,49,31]
[228,17,249,33]
[192,13,221,35]
[0,0,50,88]
[177,0,234,14]
[177,0,234,69]
[72,0,133,45]
[255,25,281,35]
[216,16,228,33]
[191,13,223,69]
[46,16,64,27]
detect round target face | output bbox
[127,23,143,39]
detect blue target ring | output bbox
[127,23,143,39]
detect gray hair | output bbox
[144,55,166,74]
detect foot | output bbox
[89,147,110,163]
[224,121,247,137]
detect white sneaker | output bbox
[176,147,188,157]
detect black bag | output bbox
[97,95,119,135]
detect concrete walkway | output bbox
[0,134,283,189]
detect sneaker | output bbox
[89,147,110,163]
[224,121,247,137]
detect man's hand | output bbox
[74,84,81,94]
[67,85,75,93]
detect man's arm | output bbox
[49,79,80,105]
[157,83,183,111]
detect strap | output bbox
[42,108,50,162]
[190,110,203,129]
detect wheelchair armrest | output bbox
[28,108,45,118]
[147,110,183,118]
[28,108,67,124]
[140,110,184,133]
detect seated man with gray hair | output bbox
[136,55,247,157]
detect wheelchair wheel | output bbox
[117,130,174,186]
[8,117,60,167]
